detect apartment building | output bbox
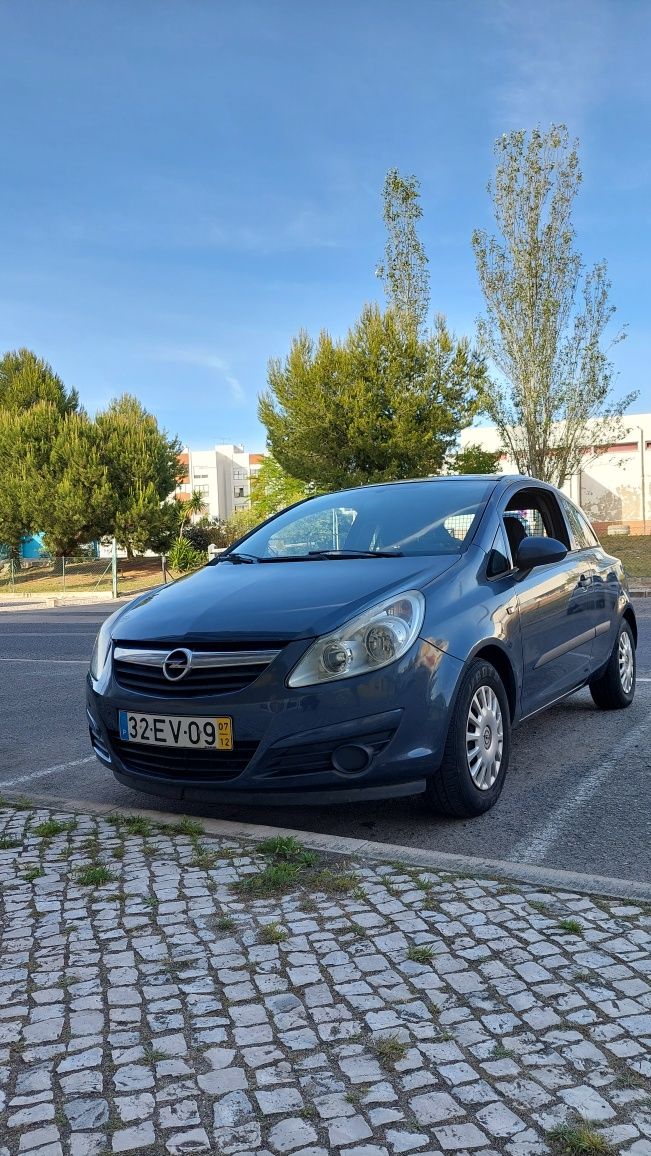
[175,444,265,521]
[459,411,651,534]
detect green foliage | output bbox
[259,169,484,492]
[377,169,430,332]
[249,456,311,520]
[30,413,115,556]
[0,348,78,414]
[182,524,212,552]
[473,125,635,486]
[94,395,182,555]
[450,443,501,475]
[177,490,208,538]
[261,307,483,491]
[167,536,206,572]
[547,1121,612,1154]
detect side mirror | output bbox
[515,535,567,569]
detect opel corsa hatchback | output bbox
[87,476,637,817]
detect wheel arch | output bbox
[470,643,518,722]
[622,604,637,646]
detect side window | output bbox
[503,488,570,556]
[487,524,512,578]
[562,498,599,549]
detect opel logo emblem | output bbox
[162,648,192,681]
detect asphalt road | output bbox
[1,599,650,884]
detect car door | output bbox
[502,486,594,718]
[559,496,617,671]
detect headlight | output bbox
[89,608,122,680]
[288,590,425,688]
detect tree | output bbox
[29,414,114,556]
[376,169,430,333]
[260,168,484,490]
[0,348,78,414]
[249,456,311,520]
[178,490,207,539]
[260,306,483,491]
[0,401,63,557]
[94,395,182,555]
[449,443,502,475]
[472,125,635,487]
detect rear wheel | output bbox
[589,620,636,710]
[426,659,511,818]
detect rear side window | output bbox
[561,497,599,549]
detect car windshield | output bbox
[224,479,493,560]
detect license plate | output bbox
[119,711,233,751]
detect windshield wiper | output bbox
[219,551,259,564]
[307,549,404,559]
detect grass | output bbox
[547,1121,613,1154]
[259,922,288,945]
[10,796,34,811]
[558,918,583,935]
[407,944,435,965]
[375,1035,408,1068]
[75,865,115,887]
[258,835,317,865]
[33,818,77,838]
[0,836,22,850]
[234,860,304,898]
[189,841,218,869]
[492,1042,514,1059]
[528,899,550,914]
[310,868,359,895]
[142,1043,167,1063]
[606,533,651,580]
[214,915,236,931]
[23,865,45,882]
[161,817,204,837]
[123,816,152,837]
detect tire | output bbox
[426,659,511,818]
[589,619,636,710]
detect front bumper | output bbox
[86,637,462,804]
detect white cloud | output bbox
[153,347,246,403]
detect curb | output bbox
[8,789,651,904]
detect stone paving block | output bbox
[0,808,649,1156]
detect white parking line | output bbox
[2,755,97,789]
[512,706,651,865]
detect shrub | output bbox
[167,537,206,572]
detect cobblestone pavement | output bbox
[0,804,650,1156]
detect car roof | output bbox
[322,474,551,497]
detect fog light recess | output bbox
[331,744,373,775]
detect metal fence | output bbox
[0,552,194,598]
[0,555,114,595]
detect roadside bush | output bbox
[182,525,212,552]
[167,537,206,572]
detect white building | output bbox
[175,444,265,521]
[460,411,651,535]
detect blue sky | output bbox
[1,0,650,451]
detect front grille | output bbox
[259,729,396,779]
[113,642,286,699]
[112,737,259,781]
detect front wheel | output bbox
[589,620,636,710]
[426,659,511,818]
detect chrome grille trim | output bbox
[113,647,281,669]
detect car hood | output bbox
[111,555,460,644]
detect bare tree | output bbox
[472,125,636,487]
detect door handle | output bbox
[578,573,592,586]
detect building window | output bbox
[235,487,245,498]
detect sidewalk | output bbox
[0,802,650,1156]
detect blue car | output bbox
[87,475,637,817]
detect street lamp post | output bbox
[639,426,647,534]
